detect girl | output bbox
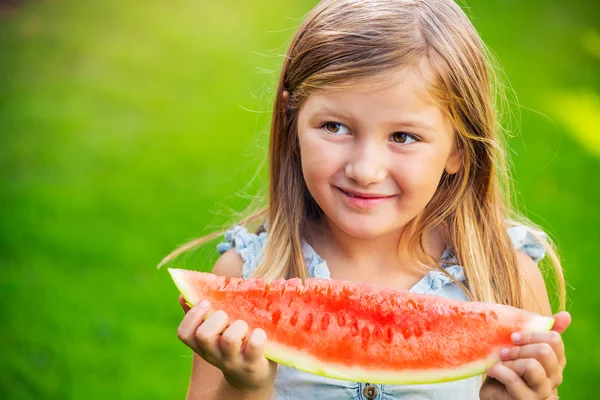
[165,0,571,398]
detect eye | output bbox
[391,132,418,145]
[321,122,350,135]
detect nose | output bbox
[344,143,387,186]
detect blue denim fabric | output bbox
[216,225,546,400]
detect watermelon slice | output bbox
[168,268,554,384]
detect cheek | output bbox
[300,142,328,168]
[393,152,447,198]
[299,135,343,186]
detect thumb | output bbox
[178,294,191,313]
[551,311,571,334]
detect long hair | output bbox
[160,0,565,311]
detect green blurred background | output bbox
[1,0,598,398]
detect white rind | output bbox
[168,268,203,306]
[265,341,500,384]
[262,315,556,384]
[525,315,555,332]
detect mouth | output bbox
[336,187,395,199]
[336,187,396,209]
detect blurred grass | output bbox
[0,0,598,398]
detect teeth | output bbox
[345,191,357,197]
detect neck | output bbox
[306,217,446,277]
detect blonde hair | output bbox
[160,0,565,311]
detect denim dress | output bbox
[217,226,546,400]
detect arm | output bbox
[182,249,276,400]
[517,251,552,316]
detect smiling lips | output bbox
[336,187,396,208]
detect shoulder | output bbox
[505,224,553,315]
[212,248,244,277]
[515,250,552,316]
[214,225,268,278]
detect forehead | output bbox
[351,61,437,92]
[304,59,442,105]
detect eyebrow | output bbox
[310,108,355,123]
[396,120,437,132]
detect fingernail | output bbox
[199,300,210,309]
[500,348,510,359]
[250,334,261,346]
[511,332,521,343]
[250,329,265,346]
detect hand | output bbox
[479,311,570,400]
[176,295,278,393]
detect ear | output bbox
[444,148,461,175]
[282,90,289,111]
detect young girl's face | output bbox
[296,65,460,240]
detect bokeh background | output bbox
[1,0,598,398]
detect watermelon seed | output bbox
[385,327,394,343]
[413,325,423,337]
[372,326,382,340]
[320,315,330,331]
[266,299,273,311]
[402,327,411,340]
[350,320,359,336]
[290,311,299,326]
[272,310,281,325]
[337,312,346,327]
[304,313,314,331]
[287,297,293,307]
[361,326,370,345]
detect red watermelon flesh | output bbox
[168,268,554,384]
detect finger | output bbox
[179,295,191,313]
[486,363,535,399]
[243,328,267,363]
[177,300,211,348]
[500,343,560,384]
[195,310,230,363]
[220,320,249,361]
[502,359,551,398]
[551,311,571,334]
[511,331,566,369]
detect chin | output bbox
[333,216,401,240]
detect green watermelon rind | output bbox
[264,314,553,384]
[168,268,555,384]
